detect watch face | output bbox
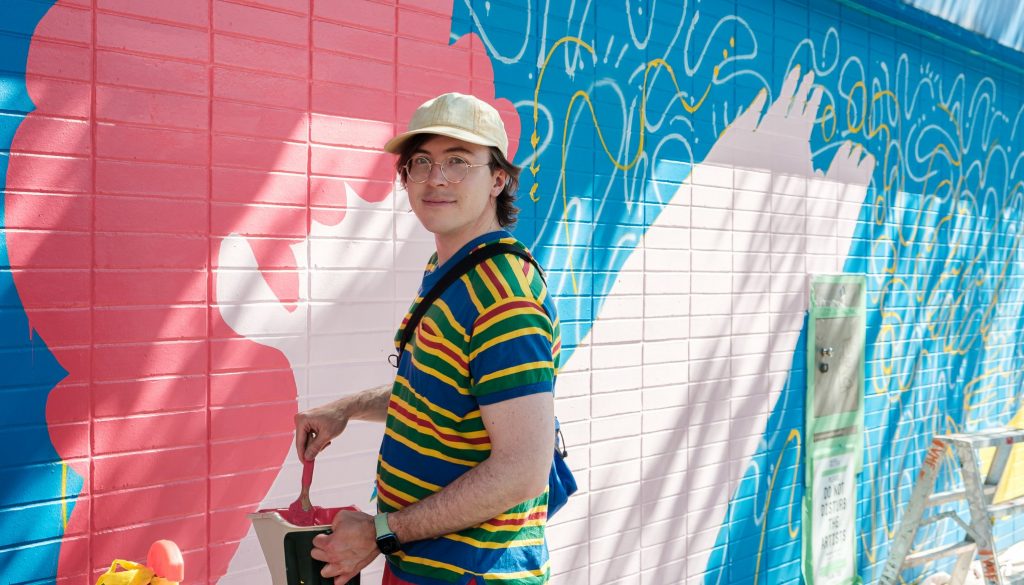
[377,534,401,555]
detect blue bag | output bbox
[547,418,577,517]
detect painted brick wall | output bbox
[3,1,1024,584]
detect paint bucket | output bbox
[248,510,360,585]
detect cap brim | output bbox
[383,125,505,155]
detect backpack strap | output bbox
[388,242,544,368]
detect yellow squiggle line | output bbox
[531,37,716,293]
[753,429,801,585]
[61,462,68,529]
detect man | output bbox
[295,92,561,585]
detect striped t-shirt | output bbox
[377,230,561,585]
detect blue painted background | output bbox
[0,1,82,583]
[454,0,1024,582]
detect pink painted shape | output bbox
[8,0,520,582]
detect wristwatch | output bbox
[374,512,402,554]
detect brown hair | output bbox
[394,134,521,228]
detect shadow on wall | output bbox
[4,0,521,582]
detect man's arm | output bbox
[311,391,555,582]
[294,383,392,461]
[389,390,555,541]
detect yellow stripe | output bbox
[471,264,504,302]
[384,427,477,466]
[61,462,69,530]
[474,304,548,336]
[419,316,470,376]
[484,258,516,297]
[469,327,553,361]
[390,395,488,440]
[507,256,533,296]
[461,274,485,312]
[477,361,553,386]
[389,396,491,452]
[394,375,477,422]
[376,479,420,508]
[377,488,408,511]
[411,354,471,396]
[394,553,550,580]
[477,519,547,533]
[433,299,469,341]
[378,458,441,491]
[443,533,545,549]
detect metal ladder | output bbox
[880,428,1024,585]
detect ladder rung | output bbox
[940,428,1024,448]
[904,541,976,567]
[988,494,1024,516]
[928,485,997,507]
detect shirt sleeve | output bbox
[468,294,555,404]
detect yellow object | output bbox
[993,408,1024,504]
[95,560,155,585]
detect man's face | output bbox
[405,135,506,244]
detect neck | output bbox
[434,220,502,266]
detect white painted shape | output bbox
[217,187,432,584]
[548,67,875,582]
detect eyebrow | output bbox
[412,146,475,156]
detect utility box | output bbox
[803,275,866,585]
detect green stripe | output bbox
[388,418,490,463]
[391,383,486,434]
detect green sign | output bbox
[803,275,865,585]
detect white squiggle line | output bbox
[461,0,530,65]
[941,73,967,121]
[1011,103,1024,143]
[711,17,769,90]
[644,1,690,83]
[515,99,555,167]
[590,79,631,223]
[563,0,593,75]
[836,57,868,135]
[962,79,991,150]
[614,43,629,68]
[531,89,595,259]
[625,0,654,49]
[602,34,614,64]
[682,10,739,77]
[788,27,841,80]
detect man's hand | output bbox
[294,385,394,461]
[311,509,380,583]
[294,402,348,462]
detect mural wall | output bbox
[3,0,1024,583]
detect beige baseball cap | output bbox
[384,92,509,157]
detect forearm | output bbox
[388,453,547,543]
[338,383,392,422]
[296,383,393,460]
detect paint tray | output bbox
[249,509,360,585]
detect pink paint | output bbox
[8,0,519,582]
[271,505,356,528]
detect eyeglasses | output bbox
[404,155,489,184]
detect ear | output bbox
[490,169,508,198]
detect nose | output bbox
[427,162,448,185]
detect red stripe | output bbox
[390,400,491,446]
[478,260,509,299]
[487,510,547,527]
[416,322,468,369]
[377,484,414,508]
[476,299,538,327]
